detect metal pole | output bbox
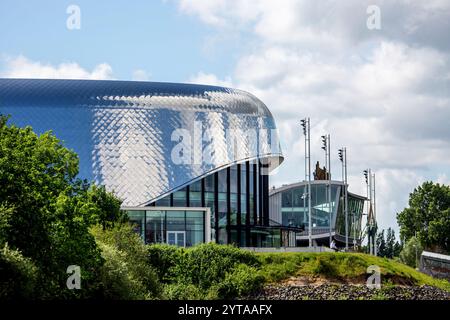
[328,134,332,247]
[307,118,312,247]
[304,123,307,227]
[373,173,377,256]
[344,147,348,250]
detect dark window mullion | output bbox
[226,167,231,244]
[186,185,190,207]
[237,164,241,245]
[201,178,205,207]
[253,163,258,225]
[246,161,251,246]
[214,172,219,242]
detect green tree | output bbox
[376,230,386,257]
[0,115,125,298]
[397,181,450,254]
[385,228,397,258]
[399,236,423,268]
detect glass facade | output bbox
[277,182,365,244]
[281,184,340,230]
[142,160,273,247]
[127,209,206,247]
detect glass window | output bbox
[145,210,164,244]
[249,164,254,195]
[166,210,185,230]
[186,211,204,246]
[230,166,238,194]
[205,174,214,192]
[218,169,227,193]
[189,191,202,207]
[282,190,293,208]
[230,193,238,225]
[218,227,227,244]
[292,187,304,208]
[241,196,247,225]
[173,188,187,207]
[190,179,201,192]
[240,163,247,194]
[218,192,227,227]
[128,210,145,240]
[155,194,170,207]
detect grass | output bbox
[255,252,450,292]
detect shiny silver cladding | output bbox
[0,79,283,206]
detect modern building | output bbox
[0,78,302,248]
[269,178,366,248]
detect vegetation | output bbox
[399,236,423,268]
[91,224,161,299]
[397,181,450,254]
[147,243,264,299]
[376,228,402,259]
[256,252,450,292]
[0,115,132,299]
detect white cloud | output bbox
[188,71,233,88]
[179,0,450,234]
[132,69,150,81]
[1,55,114,80]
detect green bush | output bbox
[147,243,262,299]
[162,283,206,300]
[216,263,264,299]
[92,224,162,299]
[0,243,38,299]
[399,236,423,268]
[174,243,260,290]
[96,242,149,300]
[147,244,182,282]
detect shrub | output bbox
[399,236,423,268]
[216,264,264,299]
[92,224,162,299]
[0,243,38,299]
[147,244,183,282]
[146,243,262,299]
[175,243,260,290]
[96,242,149,300]
[162,283,206,300]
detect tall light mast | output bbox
[322,134,332,247]
[301,118,312,247]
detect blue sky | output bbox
[0,0,239,81]
[1,0,450,235]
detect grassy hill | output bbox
[255,251,450,292]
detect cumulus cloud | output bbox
[132,69,150,81]
[0,55,114,80]
[178,0,450,233]
[188,71,233,87]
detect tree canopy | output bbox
[397,181,450,254]
[0,115,127,298]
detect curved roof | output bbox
[270,180,366,200]
[0,79,283,206]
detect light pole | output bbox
[364,169,377,256]
[339,147,348,250]
[364,169,371,254]
[322,134,332,247]
[372,172,377,256]
[301,118,312,247]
